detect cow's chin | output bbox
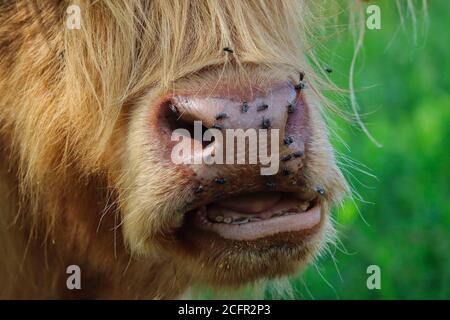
[122,192,332,286]
[120,192,331,286]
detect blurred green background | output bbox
[276,0,450,300]
[197,1,449,300]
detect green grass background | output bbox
[275,0,450,300]
[197,1,449,300]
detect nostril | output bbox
[161,100,213,149]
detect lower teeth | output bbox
[231,217,249,225]
[272,212,284,217]
[299,203,309,211]
[207,202,311,224]
[223,217,233,224]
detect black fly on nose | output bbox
[261,117,271,129]
[214,177,226,185]
[299,71,305,81]
[294,82,305,91]
[294,71,306,91]
[287,103,296,114]
[284,136,294,145]
[212,124,223,130]
[215,112,228,120]
[242,101,249,113]
[257,104,269,112]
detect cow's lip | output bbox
[191,192,321,241]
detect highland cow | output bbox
[0,1,348,299]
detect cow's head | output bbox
[4,0,349,290]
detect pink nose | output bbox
[158,85,308,200]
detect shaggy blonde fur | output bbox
[0,0,349,299]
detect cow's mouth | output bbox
[189,191,321,241]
